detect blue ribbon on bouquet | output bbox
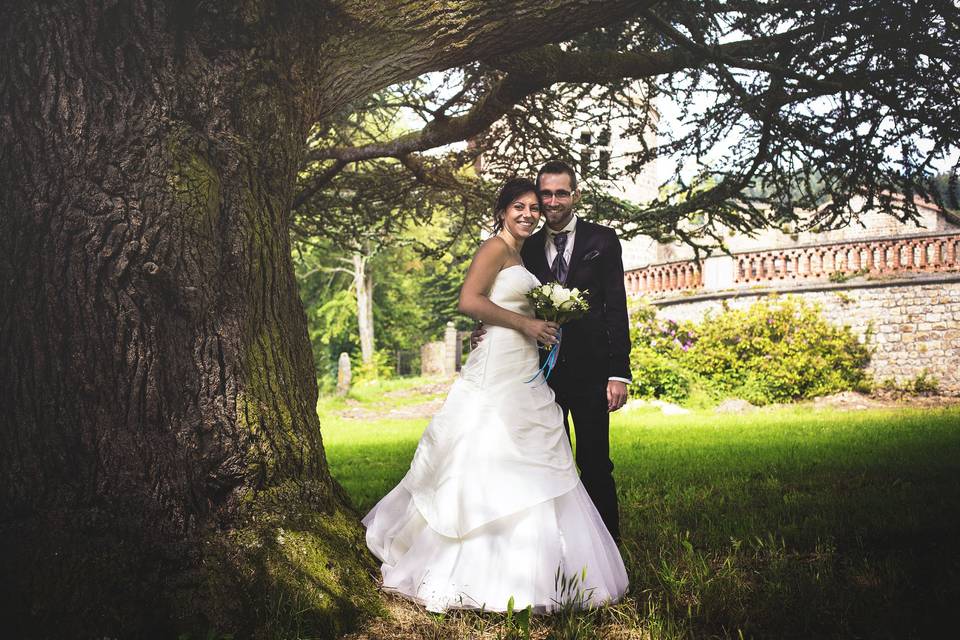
[525,328,562,386]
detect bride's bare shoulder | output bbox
[473,236,511,262]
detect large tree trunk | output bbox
[0,0,648,636]
[0,4,379,637]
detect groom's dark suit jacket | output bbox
[521,219,632,392]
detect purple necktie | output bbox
[551,232,569,283]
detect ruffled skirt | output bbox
[362,325,628,612]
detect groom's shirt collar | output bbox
[544,215,577,266]
[546,214,577,238]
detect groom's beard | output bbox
[546,208,572,229]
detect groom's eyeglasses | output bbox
[539,190,573,200]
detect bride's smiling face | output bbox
[499,191,541,240]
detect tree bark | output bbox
[0,0,651,636]
[0,3,381,636]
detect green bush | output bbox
[628,302,700,403]
[629,345,694,403]
[877,369,940,396]
[628,296,871,405]
[911,369,940,395]
[354,349,395,383]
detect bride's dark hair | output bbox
[493,178,541,234]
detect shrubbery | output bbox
[629,296,871,405]
[628,304,697,403]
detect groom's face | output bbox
[538,172,579,231]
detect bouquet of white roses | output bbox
[523,284,589,384]
[525,283,590,325]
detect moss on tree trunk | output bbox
[0,3,382,636]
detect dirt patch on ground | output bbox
[337,397,447,421]
[714,398,759,414]
[336,378,455,421]
[381,380,454,398]
[708,391,960,414]
[811,391,890,410]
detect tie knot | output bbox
[552,231,569,250]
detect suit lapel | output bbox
[564,220,592,285]
[524,227,554,283]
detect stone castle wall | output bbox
[649,276,960,395]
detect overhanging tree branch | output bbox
[293,159,347,209]
[304,0,658,121]
[303,27,869,174]
[485,29,812,83]
[297,0,959,245]
[305,73,549,164]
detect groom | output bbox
[476,160,632,542]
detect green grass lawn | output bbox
[322,388,960,639]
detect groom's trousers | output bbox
[555,382,620,543]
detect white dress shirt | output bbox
[545,214,577,268]
[543,216,631,386]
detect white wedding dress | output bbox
[363,265,628,613]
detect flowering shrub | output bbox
[628,302,699,403]
[632,303,697,355]
[628,296,872,405]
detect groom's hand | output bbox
[470,322,486,349]
[607,380,628,412]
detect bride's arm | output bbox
[457,240,558,344]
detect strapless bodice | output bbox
[459,265,541,390]
[487,264,540,316]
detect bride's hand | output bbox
[523,318,559,345]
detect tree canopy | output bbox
[296,0,960,251]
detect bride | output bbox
[363,178,628,613]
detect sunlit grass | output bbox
[321,382,960,639]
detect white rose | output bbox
[570,288,580,297]
[550,286,571,306]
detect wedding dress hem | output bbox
[364,481,627,614]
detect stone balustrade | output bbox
[626,232,960,295]
[734,233,960,285]
[625,260,702,295]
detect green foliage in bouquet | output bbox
[526,284,590,324]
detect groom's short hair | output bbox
[537,160,578,191]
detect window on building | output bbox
[598,150,611,179]
[579,128,613,179]
[597,128,612,179]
